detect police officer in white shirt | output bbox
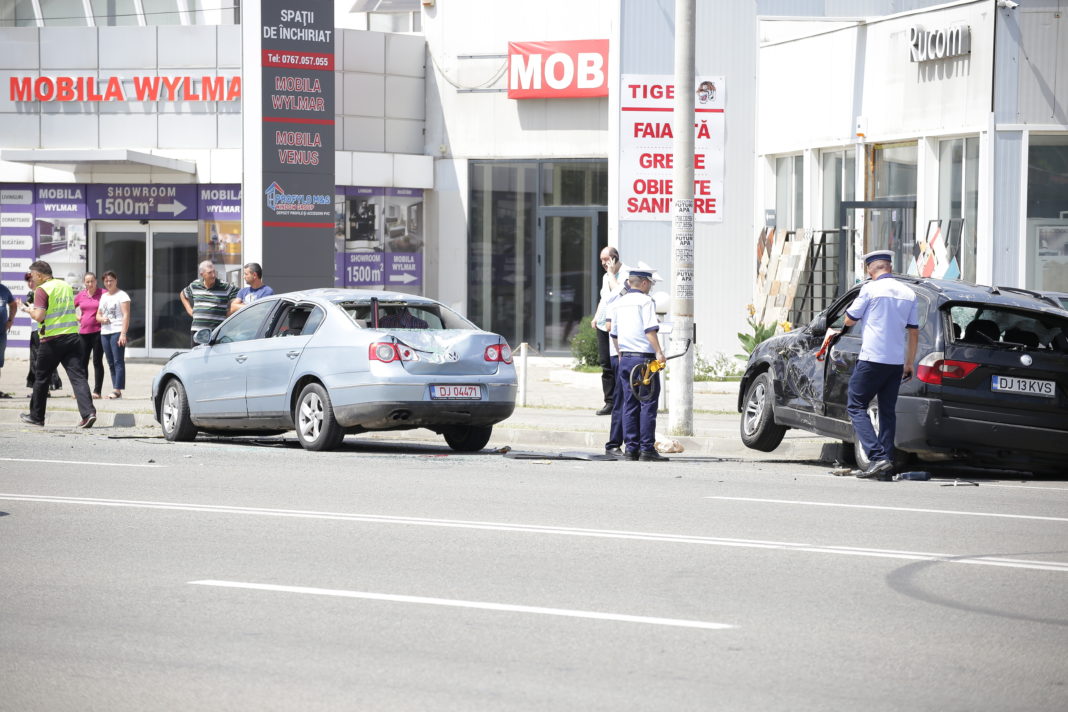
[843,250,919,479]
[609,268,668,462]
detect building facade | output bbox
[754,0,1068,327]
[3,0,1062,364]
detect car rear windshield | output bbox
[338,301,477,330]
[948,304,1068,352]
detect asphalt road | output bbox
[1,425,1066,711]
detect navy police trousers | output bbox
[846,359,903,464]
[618,353,660,454]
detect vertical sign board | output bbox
[619,74,725,222]
[37,184,89,295]
[258,0,335,293]
[383,188,424,290]
[198,185,243,275]
[0,185,36,348]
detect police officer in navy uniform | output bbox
[842,250,919,479]
[609,268,668,462]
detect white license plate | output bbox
[990,375,1056,398]
[430,384,481,400]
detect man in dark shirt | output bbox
[379,305,429,329]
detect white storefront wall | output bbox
[757,0,1068,292]
[421,0,613,319]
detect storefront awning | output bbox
[0,149,196,175]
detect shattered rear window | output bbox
[338,301,477,330]
[949,304,1068,352]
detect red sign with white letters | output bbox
[507,40,609,99]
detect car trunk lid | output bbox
[375,329,506,376]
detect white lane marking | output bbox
[188,580,733,630]
[788,471,1068,492]
[4,494,1068,573]
[0,457,164,469]
[704,496,1068,523]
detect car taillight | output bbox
[916,351,979,385]
[369,342,417,363]
[485,343,513,364]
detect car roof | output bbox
[261,288,440,306]
[877,277,1068,315]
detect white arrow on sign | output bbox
[158,199,187,216]
[388,273,417,284]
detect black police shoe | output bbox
[855,459,894,479]
[624,450,640,461]
[20,413,44,427]
[596,404,613,416]
[639,450,670,462]
[604,446,628,459]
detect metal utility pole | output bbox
[668,0,695,436]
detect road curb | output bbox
[0,408,835,462]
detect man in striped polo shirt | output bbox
[179,260,239,347]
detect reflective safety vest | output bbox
[39,278,79,339]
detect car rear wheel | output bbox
[853,403,911,471]
[443,425,493,452]
[740,372,787,451]
[160,379,198,442]
[295,383,344,451]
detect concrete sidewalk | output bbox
[0,356,836,461]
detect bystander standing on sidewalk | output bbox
[232,262,274,310]
[592,247,630,415]
[0,280,16,398]
[179,260,238,347]
[74,271,105,399]
[97,270,131,400]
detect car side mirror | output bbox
[193,328,213,346]
[809,315,828,337]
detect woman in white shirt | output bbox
[96,270,131,399]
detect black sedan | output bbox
[738,277,1068,475]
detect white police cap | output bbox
[631,261,662,282]
[862,249,894,266]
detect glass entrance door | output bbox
[91,221,198,358]
[537,210,606,353]
[838,201,916,295]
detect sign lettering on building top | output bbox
[908,25,970,63]
[8,76,241,102]
[508,40,609,99]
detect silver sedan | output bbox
[151,289,517,451]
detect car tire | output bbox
[443,425,493,452]
[294,383,344,451]
[160,379,198,442]
[853,403,911,471]
[739,372,787,452]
